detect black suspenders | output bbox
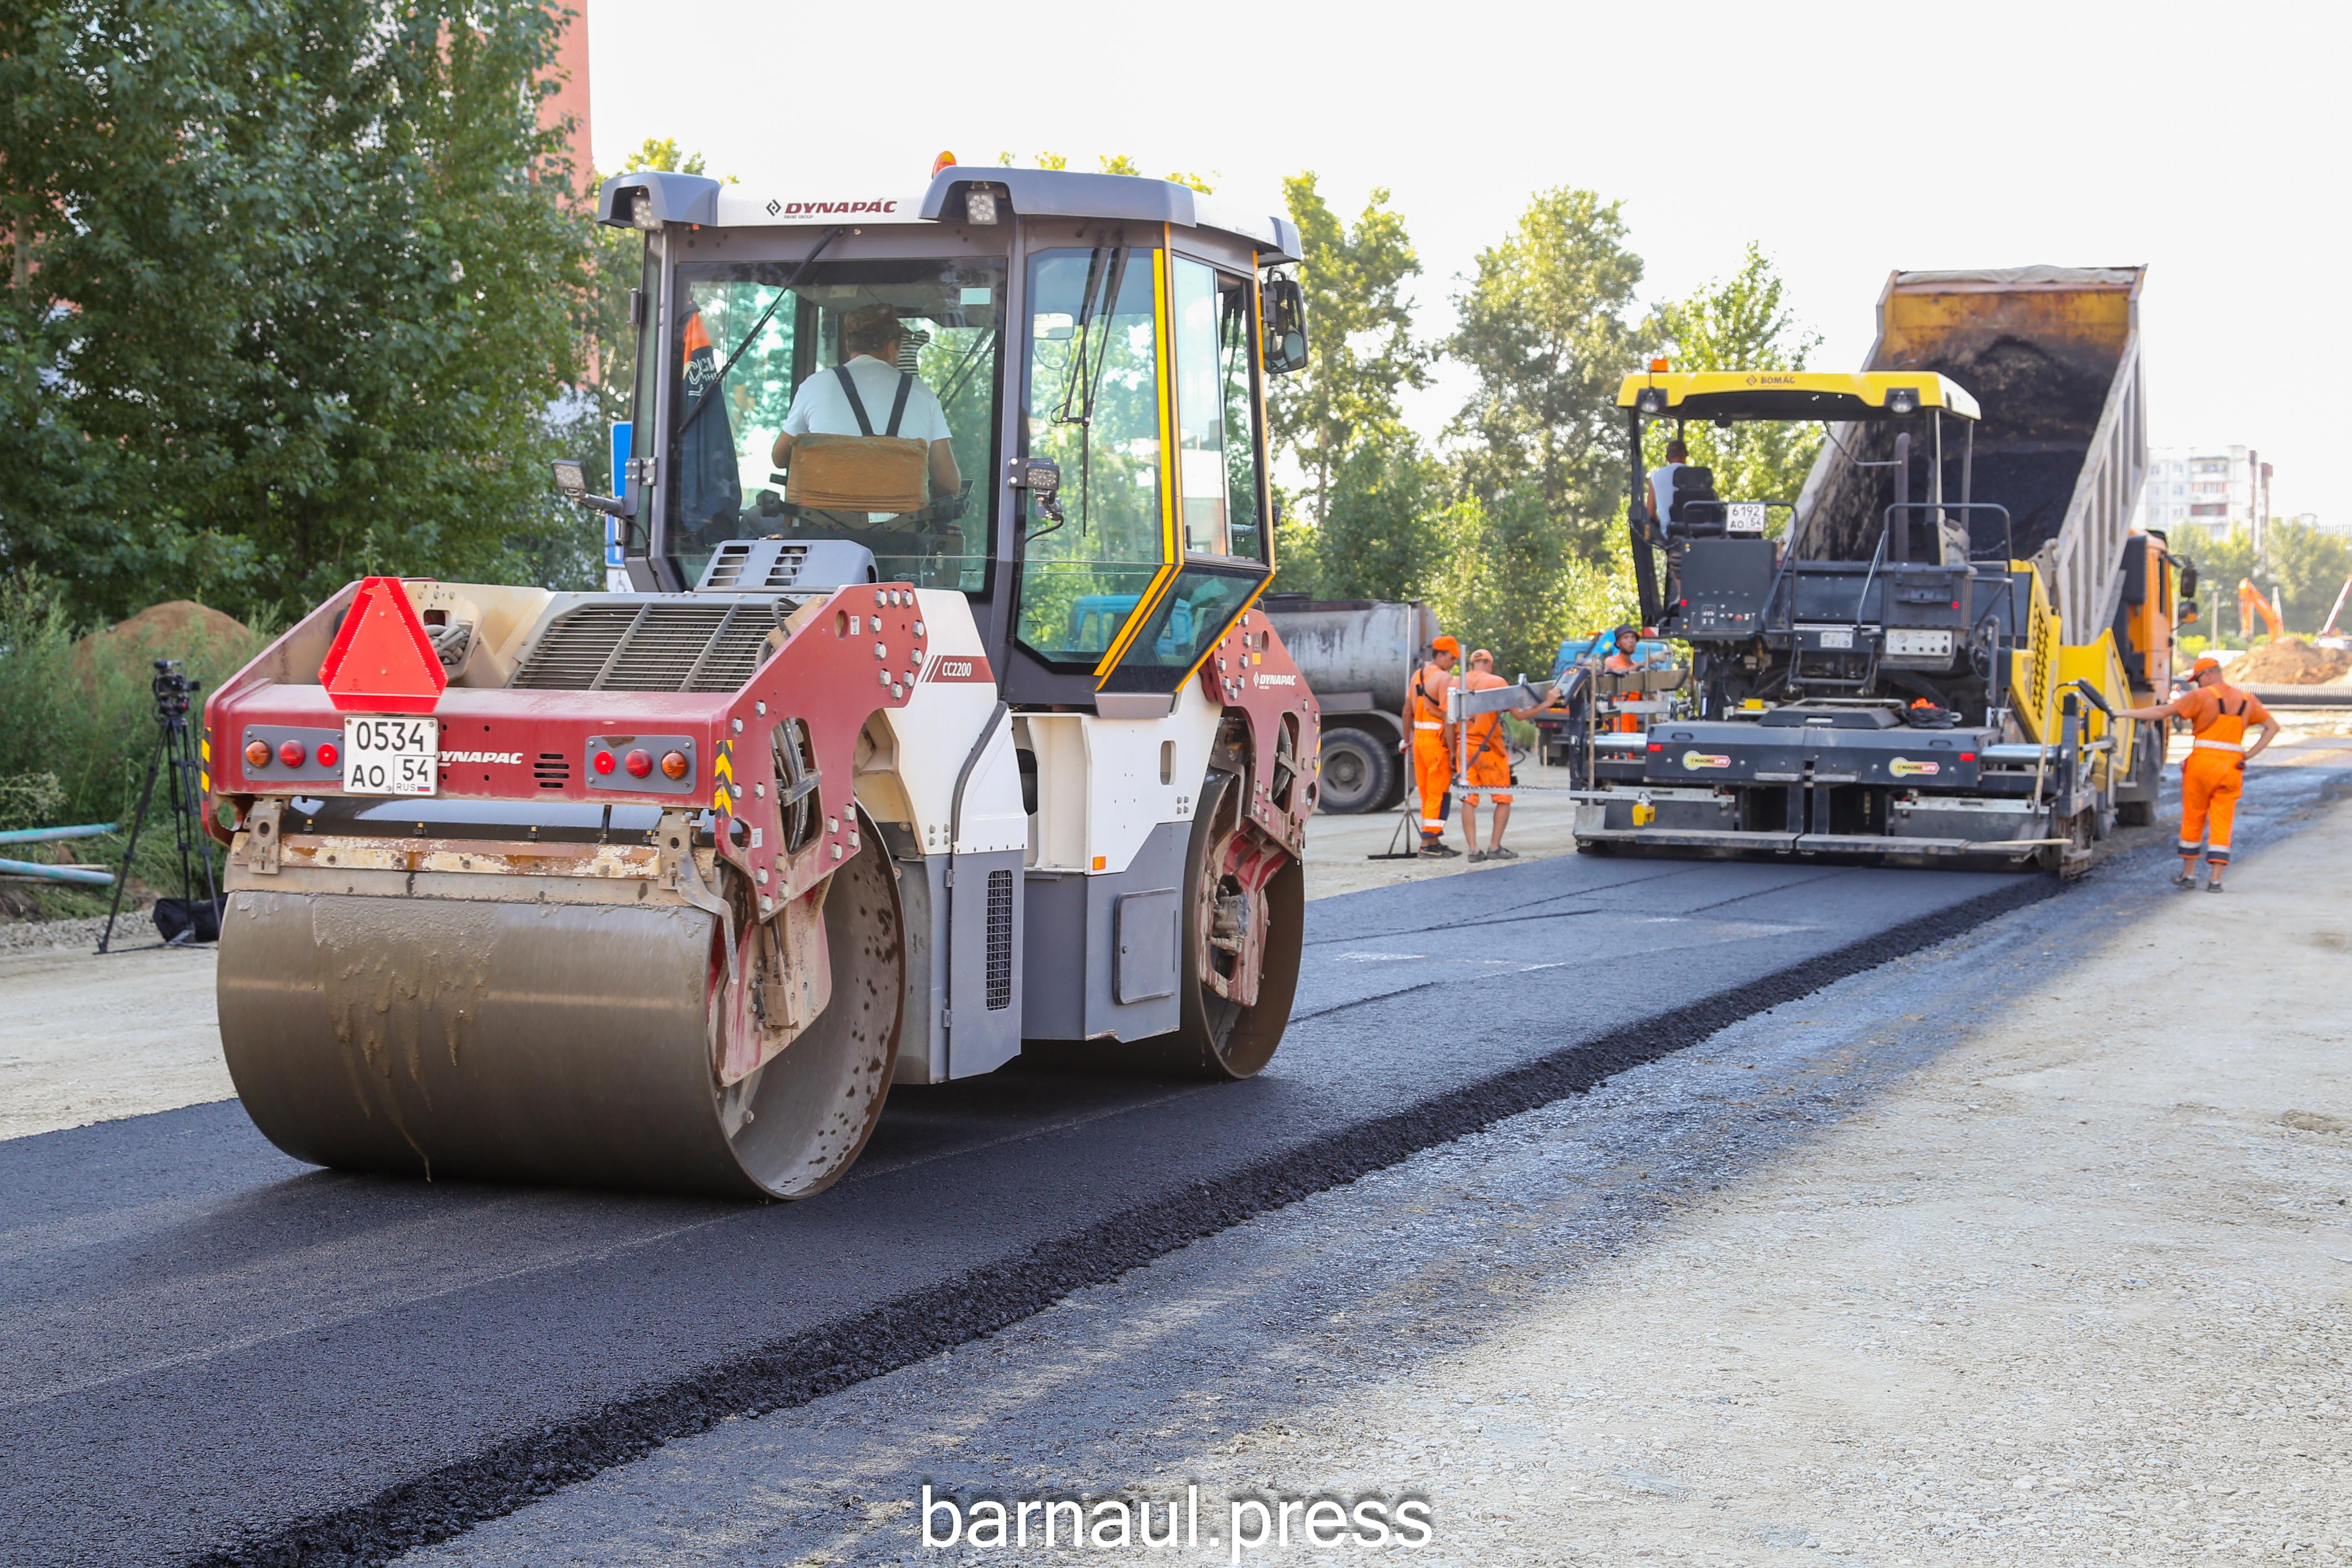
[831,364,915,437]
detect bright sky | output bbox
[587,0,2346,519]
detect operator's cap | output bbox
[1613,623,1639,642]
[841,303,902,342]
[1432,635,1460,656]
[2193,652,2224,675]
[1470,647,1495,664]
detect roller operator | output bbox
[771,304,962,501]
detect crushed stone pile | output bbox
[2229,637,2352,685]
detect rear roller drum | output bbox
[218,819,902,1200]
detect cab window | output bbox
[1018,245,1165,666]
[665,257,1003,591]
[1170,257,1265,562]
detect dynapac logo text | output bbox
[767,199,901,217]
[1251,672,1298,687]
[443,750,523,764]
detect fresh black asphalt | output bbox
[2,851,2061,1567]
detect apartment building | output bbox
[2134,445,2272,546]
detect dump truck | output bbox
[201,164,1322,1199]
[1576,266,2183,868]
[1258,594,1436,813]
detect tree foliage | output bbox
[1268,174,1430,530]
[1447,188,1643,563]
[1644,243,1823,529]
[2259,518,2352,634]
[0,0,597,625]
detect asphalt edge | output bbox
[196,872,2063,1568]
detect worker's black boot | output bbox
[1420,837,1460,858]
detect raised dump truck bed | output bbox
[1801,267,2148,639]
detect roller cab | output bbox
[205,165,1321,1198]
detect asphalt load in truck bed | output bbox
[3,855,2060,1568]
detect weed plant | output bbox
[0,574,269,919]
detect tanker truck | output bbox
[1258,595,1437,814]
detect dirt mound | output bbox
[71,601,253,685]
[2231,638,2352,685]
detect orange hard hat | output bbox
[1432,635,1460,655]
[2193,653,2224,675]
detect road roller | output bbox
[201,164,1322,1199]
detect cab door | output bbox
[1091,251,1273,702]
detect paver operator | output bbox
[2115,652,2279,891]
[1407,635,1461,858]
[1460,648,1542,863]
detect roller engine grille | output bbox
[510,601,779,693]
[985,869,1014,1010]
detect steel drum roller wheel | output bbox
[1133,769,1305,1080]
[217,821,902,1200]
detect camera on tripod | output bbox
[149,658,198,722]
[97,658,223,952]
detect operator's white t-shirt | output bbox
[1649,462,1686,524]
[781,354,951,443]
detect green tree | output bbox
[2186,526,2259,646]
[1269,174,1430,529]
[1447,187,1643,562]
[2261,518,2352,633]
[578,139,736,489]
[0,0,595,624]
[1420,493,1638,683]
[1644,243,1823,529]
[994,151,1212,191]
[1306,438,1446,603]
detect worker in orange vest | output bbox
[1405,635,1461,857]
[1460,649,1543,862]
[2117,652,2280,891]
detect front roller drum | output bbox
[217,840,903,1199]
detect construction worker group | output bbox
[1405,636,1544,861]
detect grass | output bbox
[0,574,270,920]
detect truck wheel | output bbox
[1315,726,1394,815]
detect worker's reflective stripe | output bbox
[1413,722,1445,732]
[2192,737,2245,752]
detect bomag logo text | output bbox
[1681,750,1732,770]
[1888,757,1942,777]
[443,751,523,764]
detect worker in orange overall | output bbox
[2117,652,2279,891]
[1460,649,1542,862]
[1600,625,1646,733]
[1405,635,1461,858]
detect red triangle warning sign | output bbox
[319,577,448,714]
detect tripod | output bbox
[98,660,221,954]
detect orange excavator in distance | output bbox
[2238,578,2287,642]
